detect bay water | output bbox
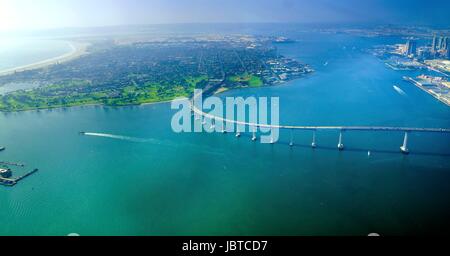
[1,30,450,235]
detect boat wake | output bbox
[82,132,157,143]
[393,85,406,96]
[80,132,226,156]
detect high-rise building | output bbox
[432,34,438,52]
[437,36,443,50]
[442,37,449,51]
[417,47,431,60]
[405,40,417,56]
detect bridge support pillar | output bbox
[221,121,226,133]
[210,118,215,130]
[337,131,344,150]
[311,131,317,148]
[270,129,275,144]
[400,132,409,154]
[289,129,294,147]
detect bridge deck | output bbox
[191,105,450,134]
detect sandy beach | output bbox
[0,41,89,77]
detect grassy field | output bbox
[0,73,267,112]
[228,73,263,87]
[0,76,208,112]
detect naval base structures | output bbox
[0,167,38,186]
[0,148,38,186]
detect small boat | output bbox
[393,85,406,95]
[79,131,86,135]
[0,146,5,151]
[368,151,371,157]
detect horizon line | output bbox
[1,21,450,34]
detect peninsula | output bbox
[0,35,312,112]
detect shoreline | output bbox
[0,41,89,77]
[0,75,307,113]
[0,83,281,113]
[403,76,450,107]
[0,98,185,114]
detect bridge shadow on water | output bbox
[237,133,450,157]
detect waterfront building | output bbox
[432,34,438,52]
[442,37,449,51]
[439,36,446,50]
[437,37,443,50]
[0,168,12,178]
[417,48,426,60]
[417,47,433,61]
[405,40,417,56]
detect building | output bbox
[405,40,417,56]
[432,34,438,53]
[416,47,432,60]
[438,36,448,50]
[0,168,12,178]
[442,37,449,51]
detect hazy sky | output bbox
[0,0,449,31]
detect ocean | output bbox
[0,37,72,73]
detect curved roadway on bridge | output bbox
[190,102,450,134]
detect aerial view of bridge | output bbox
[189,96,450,154]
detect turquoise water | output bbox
[0,37,72,72]
[1,32,450,236]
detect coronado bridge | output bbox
[189,99,450,154]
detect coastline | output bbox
[0,74,308,113]
[0,98,185,114]
[0,83,277,113]
[0,41,89,77]
[403,76,450,107]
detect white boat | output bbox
[393,85,406,95]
